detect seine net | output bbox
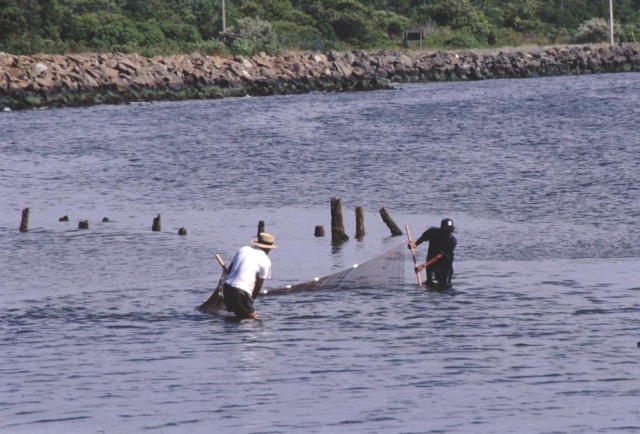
[197,270,226,314]
[198,242,405,313]
[266,242,405,295]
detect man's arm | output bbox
[252,276,265,300]
[415,254,442,273]
[409,230,430,249]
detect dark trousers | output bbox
[426,268,452,287]
[223,283,255,318]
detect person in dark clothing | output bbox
[408,218,457,287]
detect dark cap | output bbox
[441,218,455,231]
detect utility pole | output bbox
[222,0,227,33]
[609,0,614,44]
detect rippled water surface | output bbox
[1,73,639,433]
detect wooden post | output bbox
[314,225,325,237]
[257,220,265,236]
[379,207,403,236]
[19,208,29,232]
[330,197,349,243]
[102,217,110,222]
[59,215,69,222]
[355,206,365,239]
[152,214,161,232]
[178,227,187,236]
[78,220,89,229]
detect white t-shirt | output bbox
[225,245,272,294]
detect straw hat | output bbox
[252,232,278,249]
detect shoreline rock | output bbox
[1,44,639,111]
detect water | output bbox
[1,72,639,433]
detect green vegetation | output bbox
[1,0,639,56]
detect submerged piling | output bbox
[379,207,403,236]
[19,208,29,232]
[314,225,325,237]
[257,220,265,236]
[152,214,161,232]
[355,206,365,239]
[331,197,349,243]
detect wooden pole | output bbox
[19,208,29,232]
[221,0,227,33]
[314,225,325,237]
[379,207,403,236]
[330,197,349,243]
[257,220,265,236]
[355,206,365,239]
[405,224,422,285]
[609,0,614,45]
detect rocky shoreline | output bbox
[1,43,639,111]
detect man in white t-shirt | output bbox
[223,232,277,319]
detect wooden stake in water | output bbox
[331,197,349,243]
[379,207,403,236]
[355,206,365,239]
[19,208,29,233]
[152,214,161,232]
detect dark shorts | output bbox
[223,283,255,318]
[426,268,453,287]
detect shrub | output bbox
[159,21,203,44]
[222,17,280,56]
[573,18,609,43]
[188,39,229,56]
[423,28,485,49]
[136,22,167,47]
[424,0,491,37]
[272,21,324,51]
[64,13,144,51]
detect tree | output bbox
[0,1,27,44]
[308,0,390,47]
[425,0,491,36]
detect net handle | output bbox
[405,225,423,286]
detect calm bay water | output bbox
[1,72,639,433]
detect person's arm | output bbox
[252,276,265,299]
[415,254,442,273]
[409,230,430,249]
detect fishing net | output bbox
[197,270,226,314]
[198,242,405,313]
[266,242,405,295]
